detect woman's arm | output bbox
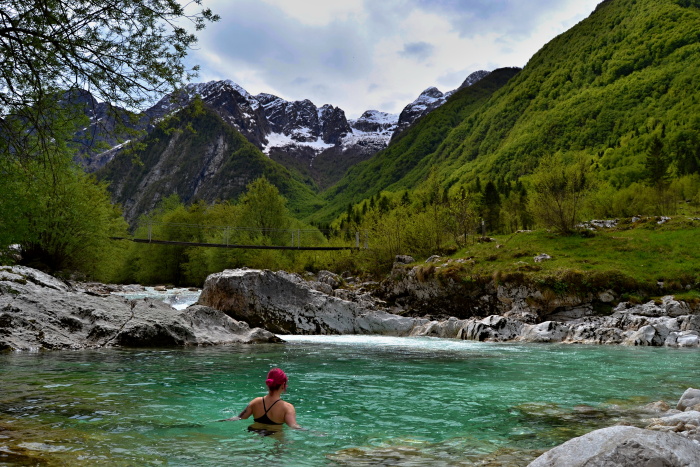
[218,400,254,422]
[284,404,302,429]
[238,402,253,420]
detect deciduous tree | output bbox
[1,0,218,162]
[529,154,591,234]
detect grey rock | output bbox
[643,400,671,412]
[410,317,468,338]
[527,426,700,467]
[0,266,279,351]
[317,270,341,289]
[597,290,616,303]
[633,296,691,318]
[534,253,552,263]
[197,269,423,335]
[665,331,700,348]
[548,306,594,322]
[646,410,700,432]
[623,325,664,346]
[460,315,524,342]
[425,255,441,263]
[394,255,415,264]
[677,388,700,411]
[1,265,70,292]
[309,281,334,295]
[519,321,569,343]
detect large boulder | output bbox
[528,426,700,467]
[197,268,422,335]
[0,266,279,351]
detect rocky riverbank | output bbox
[0,266,279,351]
[197,266,700,347]
[2,264,700,463]
[4,262,699,350]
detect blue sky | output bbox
[186,0,602,118]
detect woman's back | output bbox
[250,395,292,425]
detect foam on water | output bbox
[280,334,526,353]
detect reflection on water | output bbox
[0,337,698,466]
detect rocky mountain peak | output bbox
[146,80,269,147]
[394,70,490,135]
[92,70,491,192]
[350,110,398,134]
[419,87,445,100]
[319,104,351,145]
[459,70,491,89]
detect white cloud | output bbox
[258,0,365,26]
[186,0,602,118]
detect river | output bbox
[1,335,698,465]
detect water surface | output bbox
[1,336,698,465]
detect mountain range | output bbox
[94,0,700,226]
[92,71,490,221]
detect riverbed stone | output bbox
[0,266,280,351]
[623,325,662,346]
[527,426,700,467]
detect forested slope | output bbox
[313,68,520,222]
[99,100,323,223]
[317,0,700,222]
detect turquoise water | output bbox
[1,336,698,466]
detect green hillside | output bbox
[316,0,700,223]
[312,68,520,222]
[99,100,324,222]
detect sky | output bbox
[184,0,602,118]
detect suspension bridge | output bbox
[110,222,368,251]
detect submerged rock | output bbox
[0,266,279,351]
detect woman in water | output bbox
[223,368,301,431]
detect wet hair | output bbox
[265,368,288,391]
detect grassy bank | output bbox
[408,216,700,302]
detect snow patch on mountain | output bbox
[262,132,334,155]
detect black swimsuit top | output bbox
[253,398,282,425]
